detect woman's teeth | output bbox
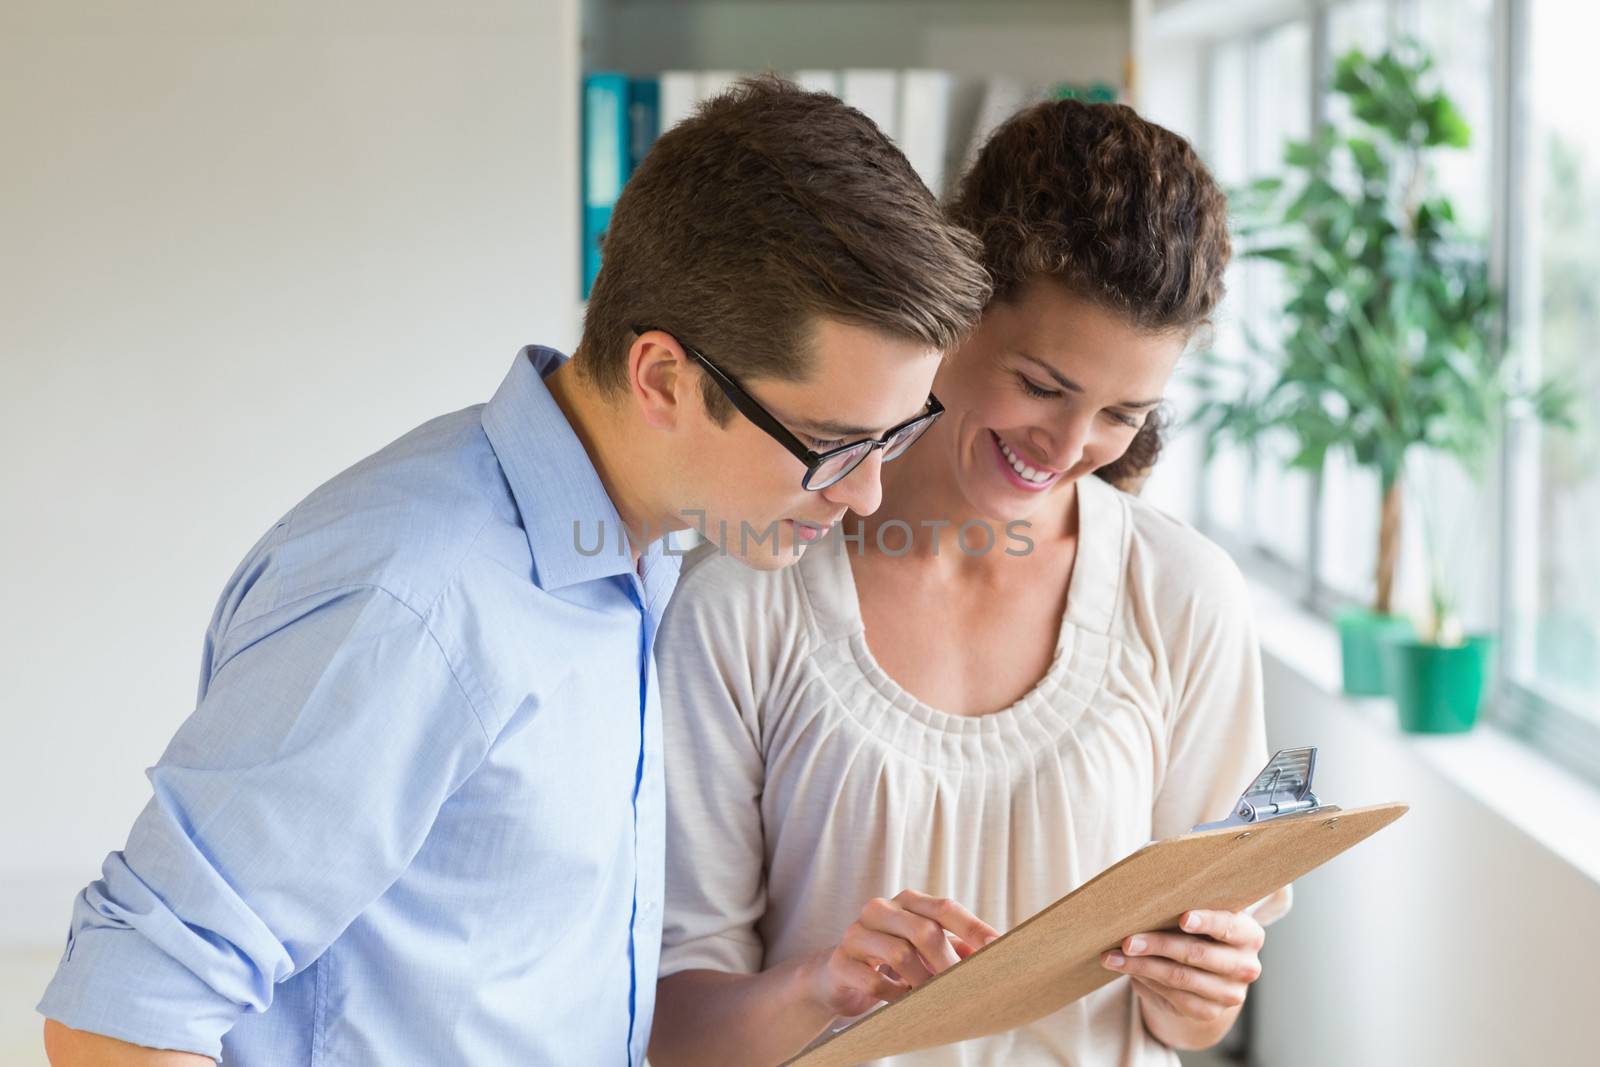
[997,435,1055,484]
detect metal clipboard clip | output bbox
[1193,747,1322,831]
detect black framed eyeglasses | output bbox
[633,324,944,491]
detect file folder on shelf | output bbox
[582,72,630,299]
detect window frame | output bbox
[1491,0,1600,786]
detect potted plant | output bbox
[1196,42,1570,714]
[1376,457,1498,732]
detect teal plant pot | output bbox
[1380,634,1496,734]
[1336,609,1415,696]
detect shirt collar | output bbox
[1061,473,1124,636]
[482,345,670,592]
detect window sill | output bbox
[1244,571,1600,889]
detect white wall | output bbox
[0,0,579,946]
[1252,632,1600,1066]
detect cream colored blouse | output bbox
[656,474,1290,1066]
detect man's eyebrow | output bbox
[795,399,931,439]
[796,417,884,437]
[1018,353,1163,409]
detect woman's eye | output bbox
[1017,374,1060,400]
[1106,410,1142,428]
[807,434,847,451]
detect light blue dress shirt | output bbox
[38,347,680,1065]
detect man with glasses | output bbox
[40,78,988,1067]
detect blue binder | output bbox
[582,72,631,299]
[628,78,660,174]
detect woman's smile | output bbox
[987,429,1063,491]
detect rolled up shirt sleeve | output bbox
[37,583,490,1058]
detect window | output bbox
[1326,0,1390,59]
[1194,38,1254,537]
[1172,0,1600,783]
[1243,19,1314,570]
[1314,0,1396,604]
[1505,0,1600,723]
[1187,22,1313,565]
[1415,0,1495,239]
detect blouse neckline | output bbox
[796,474,1127,736]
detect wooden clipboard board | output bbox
[784,799,1408,1067]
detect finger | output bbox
[859,897,961,974]
[1129,975,1236,1024]
[1127,975,1179,1017]
[1180,909,1265,950]
[893,890,1002,954]
[1104,950,1251,1008]
[837,957,910,1006]
[1121,932,1261,983]
[875,975,912,1003]
[841,925,935,987]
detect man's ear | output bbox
[627,330,691,431]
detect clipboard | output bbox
[784,748,1408,1067]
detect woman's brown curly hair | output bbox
[948,99,1231,491]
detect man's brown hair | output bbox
[949,99,1232,487]
[578,76,991,421]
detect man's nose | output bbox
[821,448,885,517]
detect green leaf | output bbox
[1248,246,1301,266]
[1347,137,1384,182]
[1423,94,1471,148]
[1332,49,1371,97]
[1284,138,1324,169]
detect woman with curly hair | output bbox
[648,98,1288,1066]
